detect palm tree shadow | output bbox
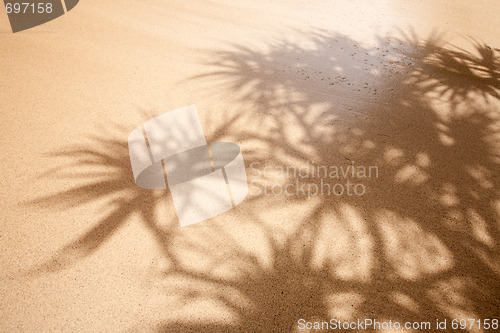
[29,27,500,333]
[29,108,244,273]
[27,122,168,272]
[139,29,500,332]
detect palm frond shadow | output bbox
[32,27,500,333]
[30,111,243,273]
[144,29,499,332]
[29,124,165,272]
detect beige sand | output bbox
[1,0,499,332]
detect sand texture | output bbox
[1,0,499,332]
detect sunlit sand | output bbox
[1,0,499,332]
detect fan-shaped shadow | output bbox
[29,110,243,273]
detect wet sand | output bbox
[1,0,499,332]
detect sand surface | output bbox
[1,0,499,332]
